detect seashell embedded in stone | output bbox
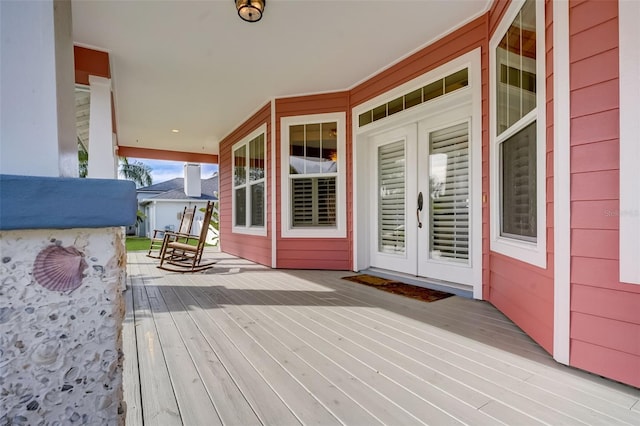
[31,339,61,366]
[33,245,88,292]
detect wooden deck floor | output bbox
[123,251,640,426]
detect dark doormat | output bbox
[342,274,454,303]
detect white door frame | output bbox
[353,48,482,299]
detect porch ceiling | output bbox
[71,0,490,160]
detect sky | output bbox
[130,158,218,185]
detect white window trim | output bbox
[619,0,640,285]
[489,0,547,268]
[232,124,267,236]
[271,100,277,267]
[281,112,346,238]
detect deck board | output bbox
[209,274,495,425]
[185,284,342,426]
[122,274,143,426]
[144,284,223,426]
[129,263,182,425]
[258,275,626,425]
[195,284,384,426]
[157,286,261,426]
[123,251,640,426]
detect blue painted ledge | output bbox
[0,174,137,230]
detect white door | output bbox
[369,124,417,274]
[417,107,476,285]
[369,105,478,286]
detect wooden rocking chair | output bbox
[147,205,196,258]
[157,201,216,273]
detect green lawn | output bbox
[125,237,151,252]
[125,236,207,252]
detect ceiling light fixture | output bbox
[236,0,265,23]
[171,129,180,133]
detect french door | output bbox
[369,124,417,274]
[369,106,477,286]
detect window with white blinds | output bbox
[429,122,470,262]
[281,112,346,238]
[378,141,406,254]
[289,121,338,228]
[232,127,266,235]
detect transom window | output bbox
[358,68,468,127]
[281,113,346,238]
[232,126,266,235]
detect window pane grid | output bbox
[288,121,339,229]
[495,0,538,244]
[496,0,536,135]
[233,131,266,230]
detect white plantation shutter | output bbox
[317,177,336,225]
[292,177,336,227]
[429,122,470,262]
[378,141,406,254]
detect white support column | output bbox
[553,0,571,365]
[87,75,117,179]
[619,0,640,285]
[0,0,77,177]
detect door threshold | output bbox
[363,267,473,298]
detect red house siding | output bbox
[485,0,555,355]
[219,103,272,267]
[350,17,487,107]
[275,92,352,270]
[568,0,640,388]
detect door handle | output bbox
[417,192,423,229]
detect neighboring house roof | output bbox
[137,177,184,193]
[139,175,218,204]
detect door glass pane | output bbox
[429,122,469,263]
[378,141,406,254]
